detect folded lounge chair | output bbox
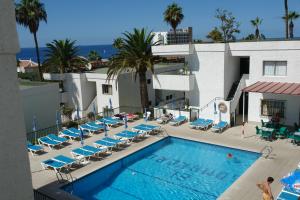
[27,142,44,156]
[211,121,228,133]
[38,136,62,150]
[169,116,187,126]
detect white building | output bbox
[152,40,300,126]
[19,80,60,132]
[17,59,39,73]
[43,64,184,118]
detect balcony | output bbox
[153,69,195,91]
[151,44,191,56]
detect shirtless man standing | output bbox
[257,177,274,200]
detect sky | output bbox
[16,0,300,48]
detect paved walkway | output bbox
[29,119,300,200]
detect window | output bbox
[263,61,287,76]
[102,84,112,95]
[147,79,151,84]
[261,99,285,118]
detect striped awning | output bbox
[243,81,300,95]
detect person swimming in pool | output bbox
[257,177,274,200]
[227,153,233,158]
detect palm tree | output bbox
[163,3,184,44]
[107,28,160,110]
[283,11,300,38]
[43,39,86,73]
[88,50,101,62]
[250,17,263,39]
[15,0,47,81]
[112,37,124,49]
[284,0,289,38]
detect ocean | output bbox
[17,44,117,62]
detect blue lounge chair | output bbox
[80,124,100,135]
[211,121,228,133]
[68,127,81,134]
[27,142,44,156]
[47,134,68,143]
[169,116,187,126]
[277,187,300,200]
[115,130,139,141]
[86,122,105,130]
[189,118,205,129]
[59,129,80,140]
[38,136,61,150]
[41,159,66,172]
[81,145,107,156]
[196,119,214,130]
[71,148,94,163]
[94,139,116,150]
[132,125,152,136]
[102,137,126,145]
[53,155,76,167]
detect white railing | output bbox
[230,74,249,113]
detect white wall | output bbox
[79,75,96,110]
[0,1,34,199]
[186,43,226,108]
[248,92,300,125]
[20,83,60,132]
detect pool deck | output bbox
[29,119,300,200]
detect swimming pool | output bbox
[63,137,260,199]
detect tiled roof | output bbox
[243,81,300,95]
[19,60,38,68]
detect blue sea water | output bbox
[17,44,116,62]
[63,137,260,200]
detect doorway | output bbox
[240,57,249,76]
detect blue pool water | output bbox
[63,137,260,199]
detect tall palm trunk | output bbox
[173,27,177,44]
[33,32,43,81]
[284,0,289,39]
[255,28,260,39]
[138,71,149,110]
[289,21,294,38]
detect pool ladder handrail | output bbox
[260,145,273,159]
[55,168,75,184]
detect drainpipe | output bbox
[242,91,245,123]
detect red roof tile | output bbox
[243,81,300,96]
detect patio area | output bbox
[29,119,300,200]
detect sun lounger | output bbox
[68,127,81,134]
[41,155,75,172]
[81,145,107,156]
[115,130,140,141]
[102,137,127,145]
[189,118,206,129]
[126,113,139,121]
[80,124,100,135]
[47,134,68,143]
[71,148,94,163]
[96,118,119,127]
[53,155,76,167]
[277,187,300,200]
[41,159,66,172]
[94,139,116,150]
[132,125,152,137]
[59,129,80,140]
[196,119,214,130]
[27,142,44,156]
[211,121,228,133]
[86,122,105,131]
[169,116,187,126]
[38,136,62,150]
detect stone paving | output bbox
[29,119,300,200]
